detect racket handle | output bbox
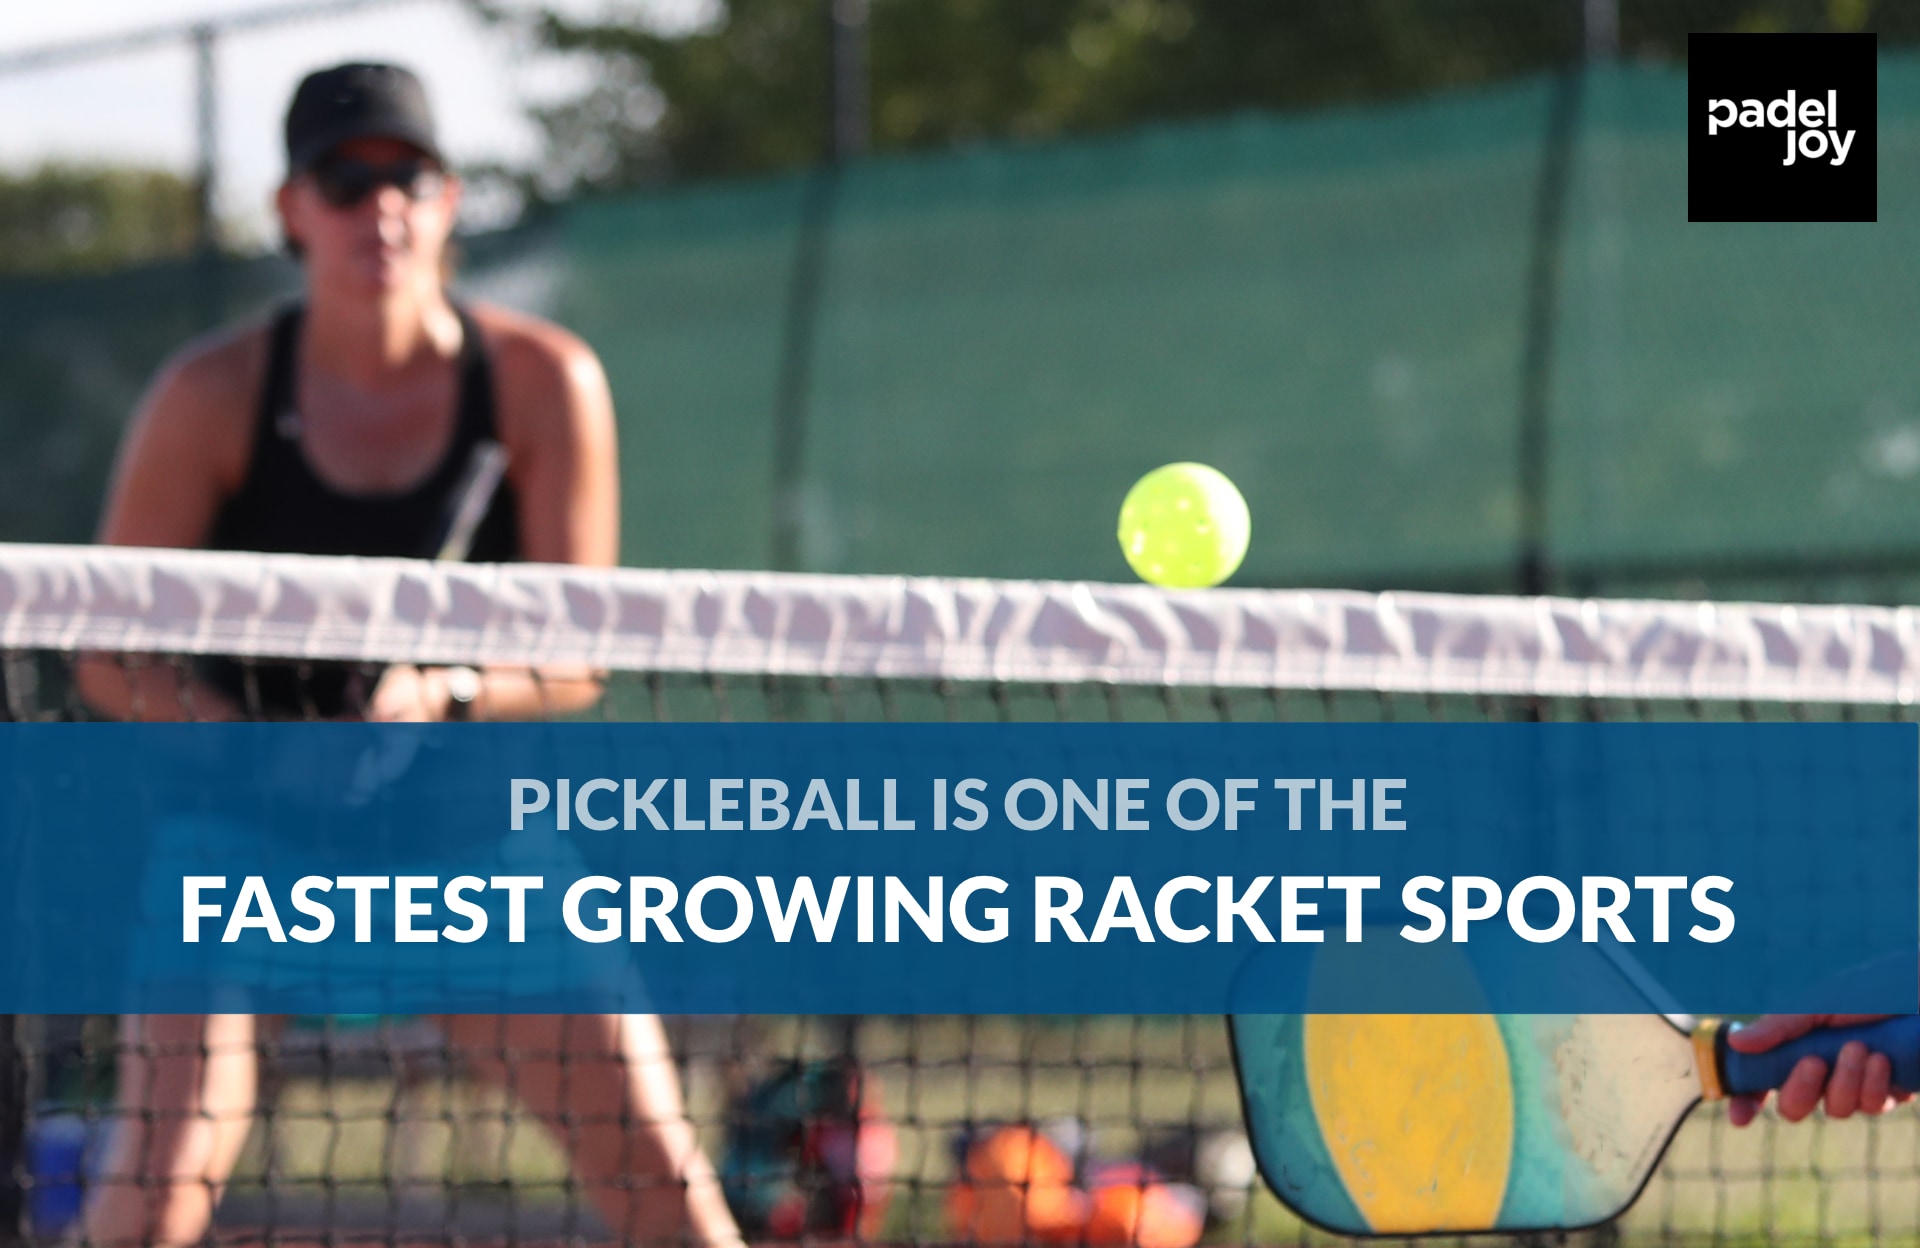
[1714,1016,1920,1098]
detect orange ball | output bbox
[947,1127,1088,1243]
[1084,1180,1206,1248]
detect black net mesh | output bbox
[1,631,1916,1247]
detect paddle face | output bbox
[1229,945,1703,1235]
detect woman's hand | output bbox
[361,663,453,722]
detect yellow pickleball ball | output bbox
[1117,462,1250,588]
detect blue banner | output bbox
[0,722,1912,1014]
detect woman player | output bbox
[76,63,743,1248]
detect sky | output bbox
[0,0,714,243]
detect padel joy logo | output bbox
[1688,33,1876,222]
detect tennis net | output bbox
[2,541,1919,1248]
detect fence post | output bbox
[830,0,871,160]
[192,23,220,255]
[770,0,868,570]
[1515,2,1605,597]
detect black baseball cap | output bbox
[284,62,442,174]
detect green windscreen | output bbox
[4,59,1919,599]
[1551,65,1920,592]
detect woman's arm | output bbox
[364,308,619,723]
[78,332,259,721]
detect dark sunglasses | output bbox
[308,157,447,209]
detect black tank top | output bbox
[200,303,521,718]
[211,303,519,559]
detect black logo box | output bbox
[1689,32,1876,223]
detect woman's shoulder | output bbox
[99,311,285,546]
[465,301,605,388]
[464,301,613,443]
[145,312,279,426]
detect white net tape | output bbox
[1,542,1916,702]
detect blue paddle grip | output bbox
[1722,1016,1920,1097]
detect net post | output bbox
[0,1014,22,1248]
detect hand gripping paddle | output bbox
[1230,1012,1920,1236]
[1228,941,1920,1236]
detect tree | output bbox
[0,165,199,275]
[510,0,1577,190]
[500,0,1909,195]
